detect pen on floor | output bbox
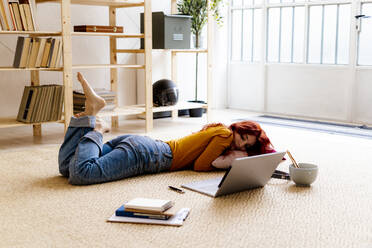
[168,185,185,194]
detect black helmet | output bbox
[153,79,179,106]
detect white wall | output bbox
[228,63,372,125]
[228,63,263,111]
[355,69,372,124]
[0,1,229,119]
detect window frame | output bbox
[229,0,359,66]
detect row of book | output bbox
[13,36,62,68]
[17,84,64,123]
[73,88,116,114]
[0,0,37,31]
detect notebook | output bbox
[124,198,174,212]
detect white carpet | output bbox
[1,124,372,248]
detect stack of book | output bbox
[73,88,116,114]
[17,84,64,123]
[13,37,62,68]
[0,0,37,31]
[115,198,177,220]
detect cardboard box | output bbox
[141,12,191,49]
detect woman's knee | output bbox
[68,160,96,185]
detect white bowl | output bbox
[289,163,318,186]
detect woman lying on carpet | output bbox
[58,73,277,185]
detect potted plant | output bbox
[177,0,224,117]
[177,0,224,49]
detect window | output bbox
[231,1,262,62]
[267,6,304,63]
[308,4,350,64]
[358,3,372,65]
[230,0,352,65]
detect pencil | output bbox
[287,150,300,168]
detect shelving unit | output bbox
[0,0,153,135]
[168,0,213,121]
[0,0,214,135]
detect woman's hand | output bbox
[212,150,249,169]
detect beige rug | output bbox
[1,128,372,248]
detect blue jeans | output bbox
[58,116,173,185]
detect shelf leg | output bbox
[33,124,42,137]
[144,0,153,132]
[61,0,73,133]
[31,71,41,136]
[111,116,119,128]
[206,0,214,123]
[171,51,178,120]
[109,6,119,129]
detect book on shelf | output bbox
[20,0,34,31]
[0,0,11,30]
[17,85,64,123]
[17,86,31,121]
[40,37,51,67]
[73,25,124,33]
[17,1,26,30]
[9,1,22,31]
[7,1,16,30]
[3,0,36,31]
[26,37,40,68]
[54,40,62,68]
[13,36,31,68]
[30,84,43,122]
[13,37,62,68]
[48,39,59,68]
[35,37,46,67]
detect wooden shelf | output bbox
[0,118,64,128]
[170,49,208,53]
[96,102,207,119]
[72,64,145,69]
[36,0,144,7]
[0,67,63,71]
[115,49,208,54]
[115,49,144,53]
[97,105,145,117]
[0,31,62,36]
[72,32,144,38]
[153,101,207,112]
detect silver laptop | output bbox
[181,151,286,197]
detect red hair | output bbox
[201,121,275,155]
[229,121,275,155]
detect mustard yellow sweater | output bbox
[166,126,233,172]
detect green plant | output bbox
[177,0,224,48]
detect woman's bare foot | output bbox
[77,72,106,116]
[94,117,110,134]
[74,112,85,118]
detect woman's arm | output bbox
[212,150,248,169]
[193,135,233,171]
